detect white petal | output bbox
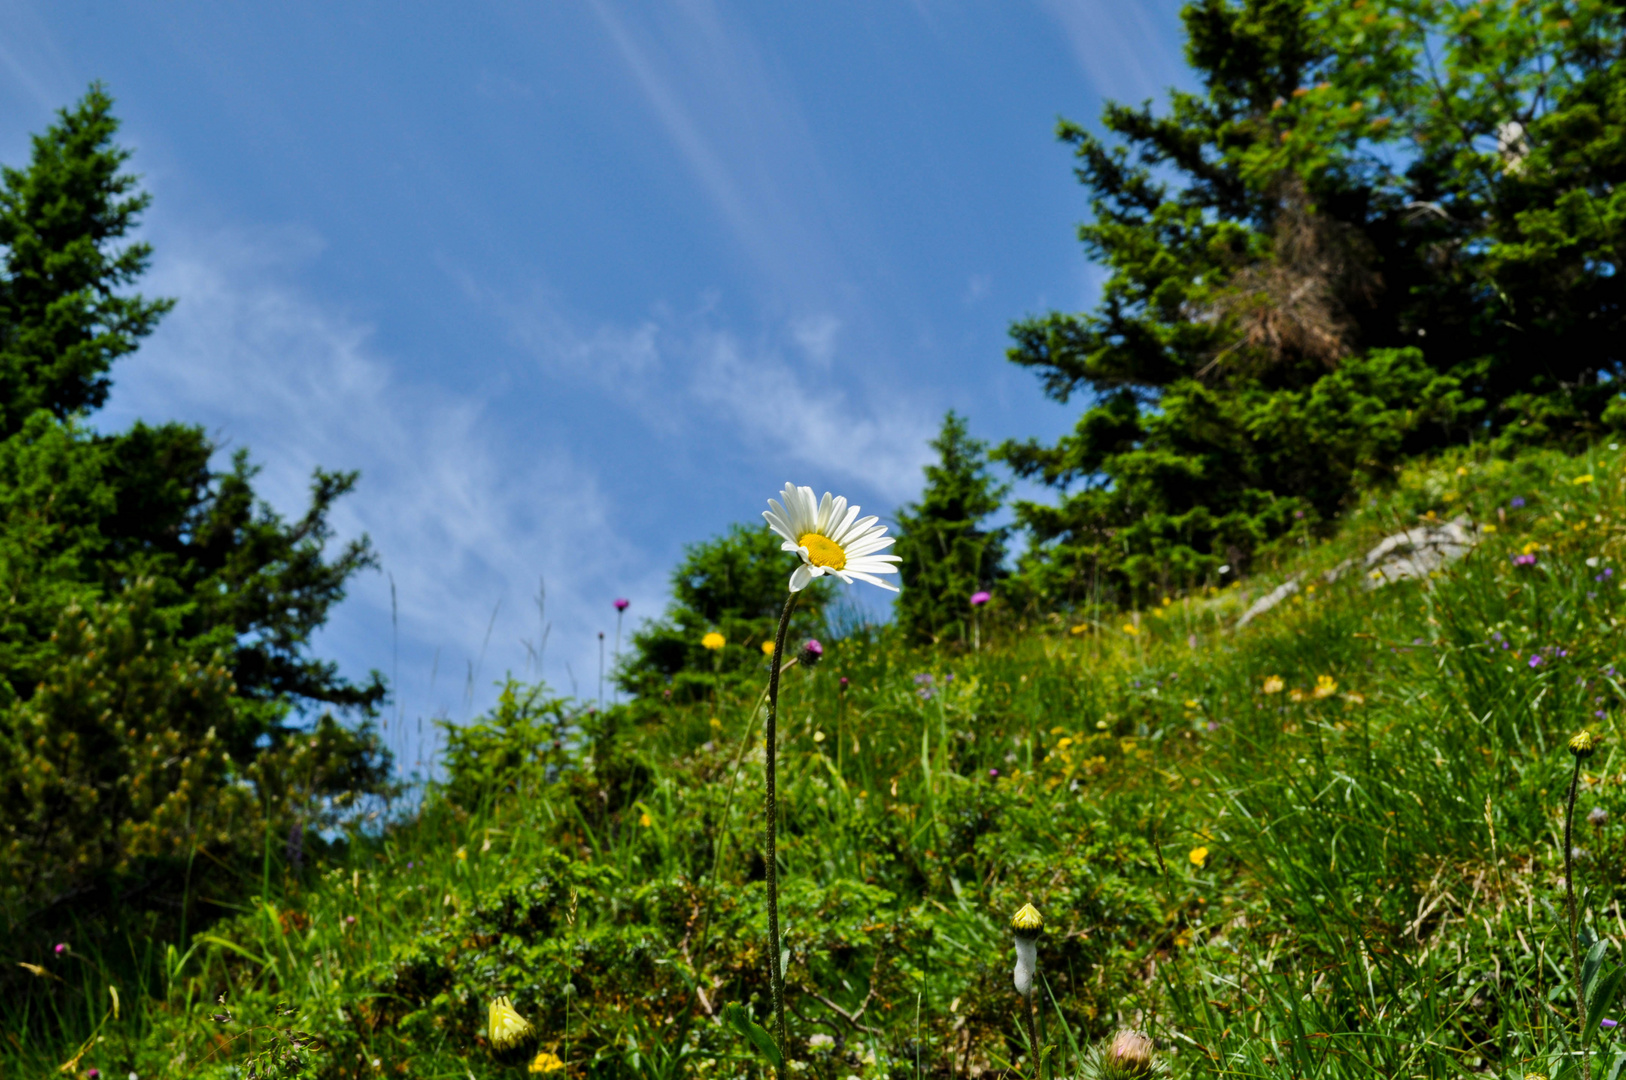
[763,509,796,542]
[845,570,899,592]
[789,563,815,592]
[847,515,880,538]
[829,503,863,544]
[848,557,901,574]
[815,491,835,534]
[825,496,849,536]
[791,485,819,535]
[843,535,895,557]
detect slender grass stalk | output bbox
[764,589,800,1071]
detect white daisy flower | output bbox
[763,482,900,593]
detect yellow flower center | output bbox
[799,533,846,570]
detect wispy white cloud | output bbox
[687,328,933,505]
[1035,0,1186,105]
[99,222,666,747]
[585,0,852,302]
[472,276,935,506]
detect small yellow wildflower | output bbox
[1011,903,1043,935]
[1289,688,1306,703]
[530,1050,566,1074]
[1345,691,1366,706]
[1122,623,1139,636]
[1184,699,1199,709]
[1574,474,1595,485]
[639,812,652,827]
[1262,675,1285,695]
[1456,466,1468,476]
[488,996,535,1050]
[1313,674,1338,699]
[701,632,725,651]
[761,640,775,656]
[1189,846,1209,868]
[1057,737,1074,749]
[1522,541,1540,555]
[1482,523,1497,533]
[456,846,468,861]
[1069,623,1088,635]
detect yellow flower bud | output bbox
[1011,902,1043,935]
[1570,730,1597,759]
[488,996,535,1051]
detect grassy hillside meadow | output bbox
[17,444,1626,1079]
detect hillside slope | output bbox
[18,445,1626,1079]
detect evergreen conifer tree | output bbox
[619,524,830,702]
[0,87,389,931]
[893,412,1009,644]
[1000,0,1626,605]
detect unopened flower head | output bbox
[1011,902,1043,938]
[488,996,535,1051]
[1571,730,1598,759]
[799,639,823,667]
[1100,1030,1156,1079]
[764,483,900,593]
[614,598,629,612]
[701,632,726,652]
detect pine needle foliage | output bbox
[1000,0,1626,607]
[0,89,390,948]
[893,411,1010,644]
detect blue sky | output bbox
[0,1,1187,764]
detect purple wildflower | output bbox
[614,597,629,611]
[1512,496,1526,508]
[913,673,933,686]
[1529,655,1544,668]
[54,944,66,957]
[970,591,991,606]
[988,768,1000,778]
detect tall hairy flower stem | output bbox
[1566,730,1597,1080]
[763,589,800,1068]
[1011,904,1044,1078]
